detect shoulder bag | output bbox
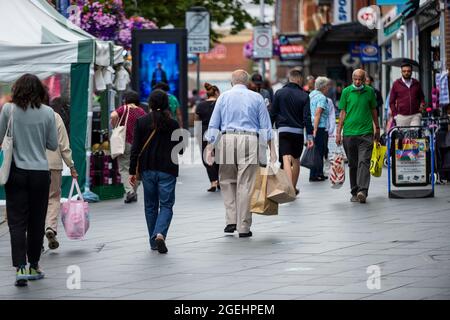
[136,128,157,181]
[110,106,130,159]
[0,105,14,185]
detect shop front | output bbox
[413,0,441,105]
[305,22,377,85]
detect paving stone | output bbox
[0,155,449,300]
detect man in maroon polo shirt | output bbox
[389,63,425,127]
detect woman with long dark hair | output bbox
[0,74,58,286]
[129,89,184,254]
[195,82,220,192]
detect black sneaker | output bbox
[155,238,168,254]
[239,231,253,238]
[224,224,237,233]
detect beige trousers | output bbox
[118,143,139,194]
[46,169,62,232]
[395,113,422,127]
[217,134,259,234]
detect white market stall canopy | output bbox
[0,0,124,82]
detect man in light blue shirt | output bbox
[206,69,275,238]
[309,76,330,182]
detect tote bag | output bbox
[0,105,14,185]
[110,106,130,159]
[61,179,90,240]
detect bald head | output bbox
[352,69,366,87]
[231,69,250,86]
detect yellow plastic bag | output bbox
[370,142,387,177]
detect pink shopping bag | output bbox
[61,179,90,240]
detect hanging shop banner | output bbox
[360,43,380,63]
[333,0,352,25]
[394,138,429,186]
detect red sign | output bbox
[279,45,305,60]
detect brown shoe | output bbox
[357,192,367,204]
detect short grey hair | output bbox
[315,76,330,91]
[352,69,366,80]
[231,70,250,86]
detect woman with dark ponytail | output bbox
[129,89,184,254]
[195,82,220,192]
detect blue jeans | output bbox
[141,170,176,249]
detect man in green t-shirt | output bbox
[336,69,380,204]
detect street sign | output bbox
[333,0,352,25]
[253,25,273,59]
[186,9,210,54]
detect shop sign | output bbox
[384,16,403,37]
[279,45,305,60]
[357,6,381,30]
[333,0,352,25]
[278,34,305,45]
[376,0,407,5]
[360,44,380,63]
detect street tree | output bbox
[123,0,274,43]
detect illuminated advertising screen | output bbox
[139,43,180,102]
[132,29,187,127]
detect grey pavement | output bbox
[1,145,450,300]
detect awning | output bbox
[307,22,377,56]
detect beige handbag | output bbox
[110,106,130,159]
[0,104,14,185]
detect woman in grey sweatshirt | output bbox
[0,74,58,287]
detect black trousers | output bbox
[5,163,51,268]
[310,128,327,178]
[343,134,374,197]
[201,140,219,182]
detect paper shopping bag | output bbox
[250,167,278,215]
[266,165,296,204]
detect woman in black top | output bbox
[195,83,220,192]
[129,90,185,254]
